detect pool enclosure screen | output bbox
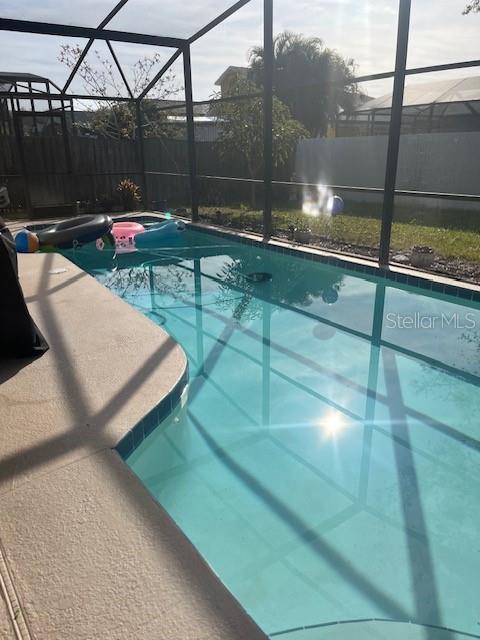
[0,0,479,267]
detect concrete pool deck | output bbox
[0,252,266,640]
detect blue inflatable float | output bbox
[134,220,186,249]
[16,215,113,253]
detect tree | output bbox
[249,31,357,137]
[211,78,307,207]
[463,0,480,12]
[59,44,182,138]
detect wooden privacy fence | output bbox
[0,131,297,215]
[0,134,141,215]
[144,137,295,208]
[144,137,263,207]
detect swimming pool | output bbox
[66,226,480,640]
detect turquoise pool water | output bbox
[66,229,480,639]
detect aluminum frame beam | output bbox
[183,45,199,221]
[262,0,273,237]
[0,91,134,102]
[0,18,186,48]
[137,49,183,101]
[106,40,134,98]
[189,0,253,43]
[379,0,411,265]
[62,0,131,93]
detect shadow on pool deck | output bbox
[0,251,267,640]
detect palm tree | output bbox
[211,77,307,207]
[463,0,480,13]
[249,31,357,137]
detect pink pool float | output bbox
[97,221,144,253]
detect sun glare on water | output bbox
[318,410,349,440]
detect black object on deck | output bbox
[0,218,48,358]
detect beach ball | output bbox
[329,195,344,216]
[322,287,339,305]
[15,229,39,253]
[313,324,336,340]
[96,231,115,252]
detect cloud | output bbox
[0,0,117,26]
[0,0,478,101]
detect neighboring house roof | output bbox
[354,76,480,113]
[214,66,248,86]
[0,71,50,83]
[144,98,210,117]
[354,92,373,107]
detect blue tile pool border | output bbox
[26,213,480,303]
[116,365,189,460]
[111,213,480,303]
[186,220,480,304]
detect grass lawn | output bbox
[199,206,480,263]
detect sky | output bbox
[0,0,478,104]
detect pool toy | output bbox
[17,215,113,253]
[0,186,10,208]
[313,323,336,340]
[245,272,272,283]
[15,229,40,253]
[328,195,344,216]
[134,219,186,249]
[98,221,145,253]
[95,231,116,252]
[322,287,339,304]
